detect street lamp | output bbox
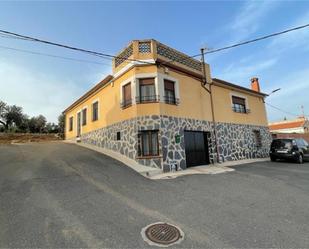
[268,88,281,95]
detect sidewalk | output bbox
[67,140,269,180]
[151,158,269,180]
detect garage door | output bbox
[184,131,210,167]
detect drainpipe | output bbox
[200,48,220,164]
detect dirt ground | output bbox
[0,133,62,144]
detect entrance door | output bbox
[77,112,81,137]
[184,131,209,167]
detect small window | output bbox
[232,96,247,113]
[69,116,73,131]
[122,82,132,108]
[139,78,157,103]
[138,130,159,157]
[253,130,262,148]
[116,131,121,141]
[92,101,99,121]
[82,108,87,126]
[164,79,176,104]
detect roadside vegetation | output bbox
[0,100,64,143]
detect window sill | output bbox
[233,111,248,114]
[136,101,160,104]
[121,104,133,110]
[136,155,162,159]
[164,102,178,105]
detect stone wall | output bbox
[216,122,271,162]
[81,115,272,172]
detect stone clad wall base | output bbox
[80,115,272,172]
[216,122,271,163]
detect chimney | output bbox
[251,77,260,92]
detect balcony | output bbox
[163,96,179,105]
[136,95,160,104]
[120,99,132,109]
[232,106,250,114]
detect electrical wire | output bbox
[0,45,112,66]
[265,102,301,117]
[159,23,309,67]
[199,23,309,56]
[1,23,308,68]
[0,29,154,65]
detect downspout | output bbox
[200,48,220,163]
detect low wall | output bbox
[0,133,61,144]
[272,133,309,142]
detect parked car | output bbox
[269,138,309,164]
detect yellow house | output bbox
[63,39,271,172]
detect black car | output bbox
[269,138,309,164]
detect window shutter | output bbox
[164,80,175,91]
[139,78,155,85]
[232,96,246,105]
[123,83,131,101]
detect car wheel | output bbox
[270,156,276,162]
[297,154,303,164]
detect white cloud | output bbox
[268,10,309,53]
[229,1,278,40]
[0,59,109,123]
[217,58,278,85]
[203,1,279,64]
[265,67,309,122]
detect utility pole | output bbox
[200,48,220,164]
[301,105,305,117]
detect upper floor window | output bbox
[82,108,87,126]
[232,96,248,113]
[69,116,73,131]
[122,82,132,108]
[92,101,99,121]
[138,78,158,103]
[138,130,159,157]
[164,79,176,104]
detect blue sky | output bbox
[0,1,308,123]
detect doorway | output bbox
[184,131,210,167]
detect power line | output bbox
[265,102,300,117]
[0,29,154,65]
[157,23,309,68]
[199,23,309,56]
[0,45,112,66]
[1,23,308,69]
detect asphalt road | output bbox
[1,142,309,248]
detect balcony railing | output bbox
[120,99,132,109]
[136,95,160,104]
[232,106,250,114]
[163,96,179,105]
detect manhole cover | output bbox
[141,222,184,247]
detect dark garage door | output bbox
[184,131,210,167]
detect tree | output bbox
[58,113,65,138]
[18,114,30,133]
[5,105,24,128]
[0,101,24,131]
[45,122,59,133]
[29,115,47,133]
[0,101,8,129]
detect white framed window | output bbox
[68,116,73,131]
[92,99,99,121]
[82,107,87,126]
[230,92,250,114]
